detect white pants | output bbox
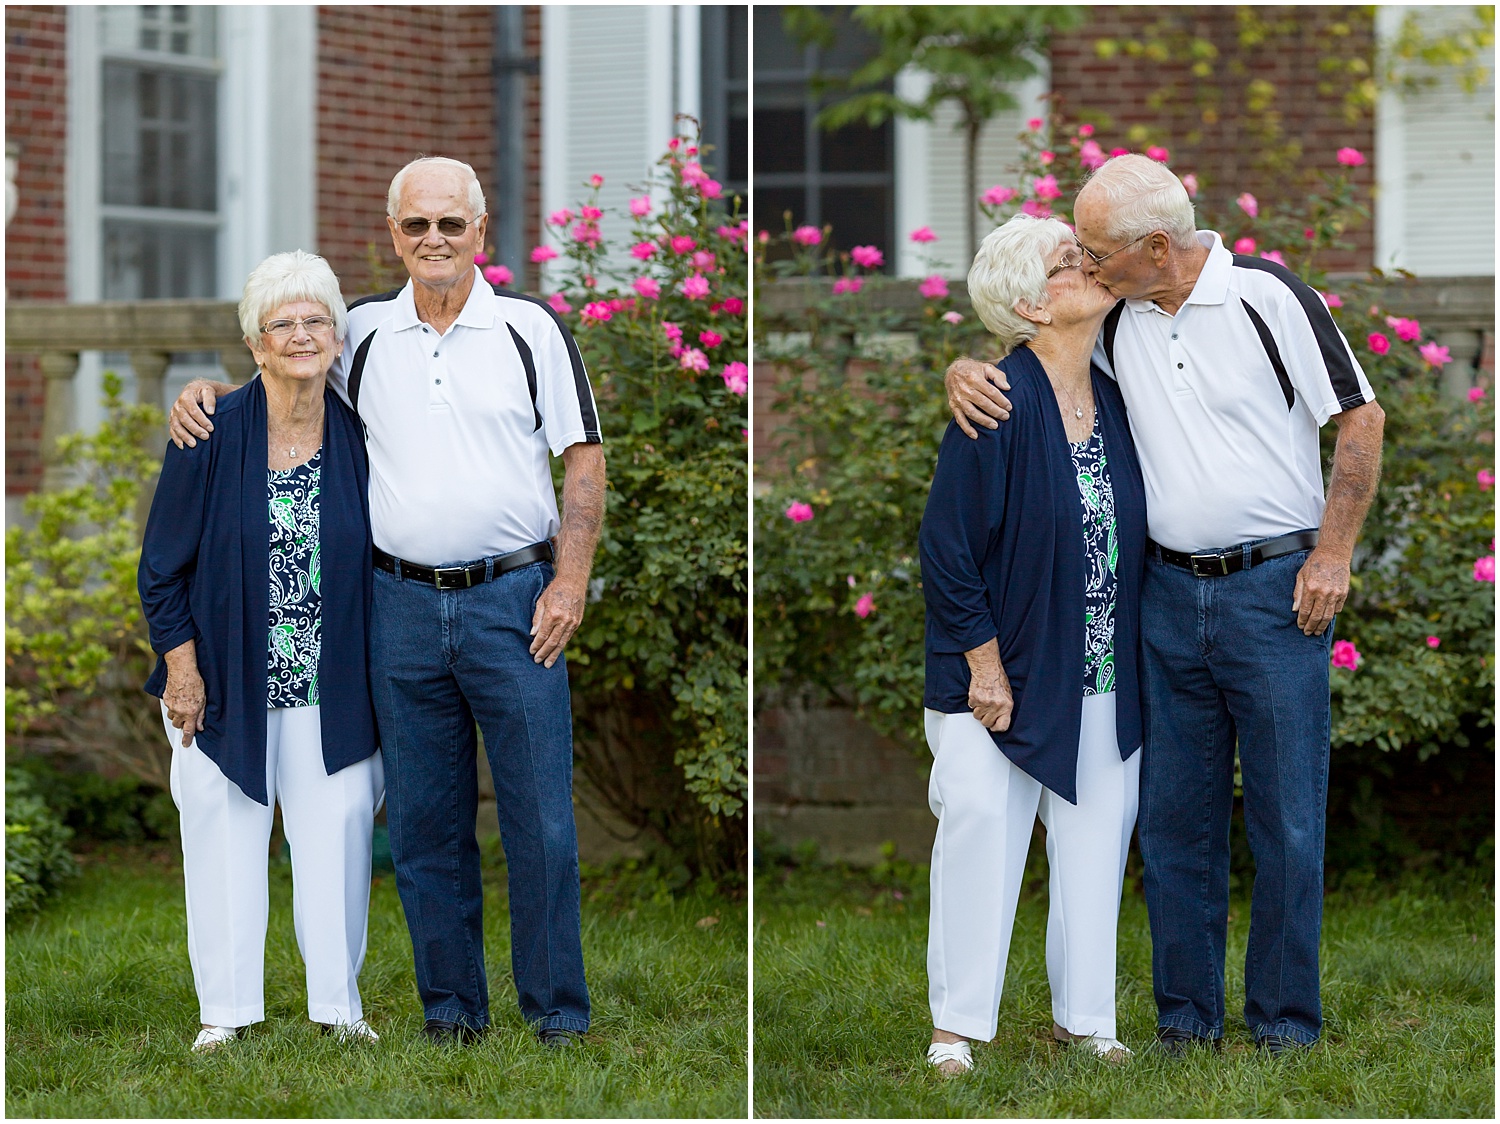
[926,693,1140,1042]
[164,703,384,1028]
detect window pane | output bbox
[102,62,217,211]
[821,187,891,265]
[821,119,890,173]
[99,5,217,58]
[756,105,807,174]
[103,221,217,300]
[727,91,748,184]
[727,5,748,82]
[757,187,806,236]
[754,5,804,72]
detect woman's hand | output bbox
[163,640,207,747]
[963,639,1014,732]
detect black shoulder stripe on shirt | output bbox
[348,328,378,415]
[490,286,602,442]
[1239,299,1295,411]
[506,324,545,433]
[346,288,403,311]
[1232,254,1364,407]
[1101,300,1125,374]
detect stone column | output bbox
[129,350,172,529]
[38,350,80,491]
[221,344,257,385]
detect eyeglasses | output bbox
[261,316,336,337]
[396,215,479,238]
[1080,230,1154,265]
[1046,244,1085,278]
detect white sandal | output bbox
[191,1025,240,1052]
[1054,1022,1131,1063]
[323,1018,380,1043]
[926,1039,974,1073]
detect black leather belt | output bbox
[1149,530,1319,578]
[373,542,554,589]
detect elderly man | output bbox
[944,154,1384,1056]
[169,156,604,1048]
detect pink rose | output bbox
[1110,147,1129,157]
[579,205,603,221]
[1419,341,1452,368]
[1039,150,1055,166]
[792,225,822,246]
[1469,386,1487,403]
[589,174,604,187]
[679,347,709,373]
[1236,192,1259,218]
[681,274,711,300]
[1336,147,1366,167]
[571,223,601,246]
[474,251,490,266]
[661,321,683,343]
[670,235,697,255]
[1475,555,1496,582]
[483,264,513,286]
[1260,250,1287,266]
[547,292,572,315]
[1323,292,1343,309]
[721,361,748,396]
[981,184,1018,207]
[629,196,651,217]
[832,277,863,295]
[1181,173,1199,197]
[1367,333,1390,355]
[680,161,708,186]
[1078,123,1095,137]
[720,297,745,316]
[1305,228,1317,240]
[1033,174,1061,201]
[1386,316,1422,341]
[630,241,658,261]
[632,276,661,300]
[1027,118,1043,131]
[785,501,814,523]
[942,311,964,325]
[530,244,559,264]
[850,245,884,269]
[667,138,680,151]
[1426,636,1441,649]
[580,300,613,325]
[918,274,949,301]
[1079,140,1107,170]
[1478,468,1495,491]
[699,179,724,199]
[853,593,876,618]
[692,251,717,271]
[1146,146,1170,163]
[1330,640,1362,670]
[1233,237,1257,255]
[547,209,574,227]
[699,330,723,349]
[909,226,937,243]
[1021,200,1052,218]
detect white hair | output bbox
[1081,153,1198,250]
[238,250,347,349]
[386,156,487,219]
[967,214,1076,355]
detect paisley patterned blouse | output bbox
[1070,419,1118,696]
[267,449,321,708]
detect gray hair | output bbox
[967,214,1077,355]
[1081,154,1198,250]
[386,156,487,219]
[238,250,347,349]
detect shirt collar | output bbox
[391,266,498,332]
[1123,230,1231,313]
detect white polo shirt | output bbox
[1092,231,1375,553]
[327,268,602,565]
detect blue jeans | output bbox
[1138,548,1332,1046]
[370,559,589,1034]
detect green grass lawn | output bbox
[6,843,747,1118]
[753,861,1493,1118]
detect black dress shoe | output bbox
[1257,1033,1309,1057]
[537,1027,580,1049]
[422,1018,481,1045]
[1154,1026,1222,1057]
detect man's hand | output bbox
[963,638,1014,731]
[529,442,606,668]
[1292,548,1350,637]
[169,379,235,449]
[945,357,1013,439]
[162,640,206,747]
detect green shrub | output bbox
[7,757,178,845]
[6,768,80,918]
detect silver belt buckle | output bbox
[1190,552,1230,578]
[433,566,475,590]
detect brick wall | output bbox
[1049,6,1377,273]
[5,6,68,496]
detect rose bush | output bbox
[534,126,748,880]
[754,113,1494,790]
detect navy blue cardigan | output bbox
[919,344,1146,804]
[138,376,377,806]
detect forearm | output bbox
[163,638,199,676]
[554,444,606,587]
[963,638,1004,684]
[1319,404,1385,561]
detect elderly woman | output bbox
[138,250,382,1051]
[919,214,1147,1073]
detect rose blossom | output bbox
[699,179,724,199]
[942,311,964,325]
[1478,468,1495,491]
[698,330,723,349]
[1336,147,1366,166]
[1033,174,1062,201]
[1110,147,1129,157]
[630,241,658,261]
[909,226,937,243]
[792,225,822,246]
[1079,139,1107,170]
[662,321,683,343]
[589,173,604,187]
[1181,173,1199,197]
[1236,192,1259,218]
[680,161,708,186]
[1475,555,1496,582]
[1367,333,1390,355]
[474,251,489,266]
[720,297,745,316]
[1233,237,1257,255]
[632,276,661,300]
[1469,386,1487,403]
[1426,636,1441,648]
[546,292,572,314]
[571,223,601,246]
[692,251,717,271]
[579,300,613,325]
[1323,292,1343,309]
[832,277,863,295]
[679,347,709,373]
[1021,200,1052,218]
[1146,145,1170,162]
[721,361,748,396]
[579,205,603,222]
[1330,640,1362,670]
[681,274,711,300]
[1419,341,1452,367]
[919,275,949,301]
[1039,150,1055,166]
[670,235,697,255]
[853,593,876,618]
[785,501,814,523]
[1078,123,1095,137]
[547,209,574,227]
[1027,117,1043,131]
[1386,316,1422,341]
[530,244,559,263]
[850,245,884,269]
[981,185,1018,207]
[1260,250,1287,266]
[629,196,651,217]
[482,264,513,286]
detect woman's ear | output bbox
[1013,297,1050,328]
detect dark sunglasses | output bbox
[396,215,479,238]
